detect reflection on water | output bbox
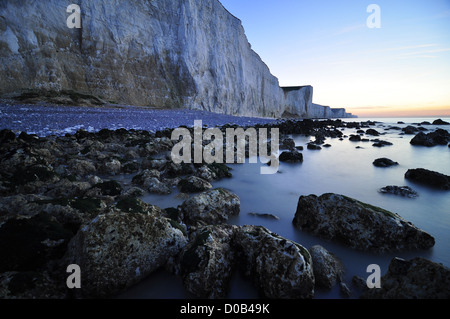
[120,117,450,299]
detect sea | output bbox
[1,101,449,299]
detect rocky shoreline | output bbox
[1,118,449,299]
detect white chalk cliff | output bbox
[0,0,354,118]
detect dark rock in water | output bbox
[372,140,393,147]
[293,193,435,252]
[235,225,315,299]
[178,176,212,193]
[373,158,399,168]
[176,225,237,299]
[365,129,380,136]
[397,121,405,124]
[175,224,314,299]
[309,245,345,290]
[180,188,240,226]
[279,150,303,163]
[405,168,450,190]
[361,257,450,299]
[433,119,450,125]
[349,134,361,142]
[420,121,431,125]
[379,186,418,198]
[280,137,296,150]
[248,212,280,220]
[307,143,322,150]
[402,126,419,135]
[323,144,332,148]
[410,129,450,147]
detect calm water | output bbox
[120,117,450,299]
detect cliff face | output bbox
[0,0,353,118]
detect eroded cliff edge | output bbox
[0,0,354,118]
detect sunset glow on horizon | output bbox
[220,0,450,118]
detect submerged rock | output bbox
[379,186,418,198]
[405,168,450,190]
[180,188,240,226]
[279,150,303,163]
[361,257,450,299]
[248,212,280,220]
[235,225,315,299]
[373,158,399,168]
[63,211,187,298]
[293,193,435,252]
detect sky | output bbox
[219,0,450,117]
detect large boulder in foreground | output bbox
[235,225,315,299]
[309,245,345,289]
[176,225,237,299]
[361,257,450,299]
[293,193,435,252]
[63,210,187,298]
[180,188,240,226]
[405,168,450,190]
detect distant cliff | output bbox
[0,0,354,119]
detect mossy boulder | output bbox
[180,188,240,226]
[62,211,187,298]
[293,193,435,252]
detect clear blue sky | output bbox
[219,0,450,117]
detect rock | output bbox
[308,245,344,289]
[234,225,315,299]
[379,186,418,198]
[410,129,450,146]
[248,212,280,220]
[432,119,449,125]
[405,168,450,190]
[180,188,240,226]
[402,126,419,135]
[280,138,296,150]
[279,150,303,163]
[67,159,97,176]
[349,135,361,142]
[63,211,187,298]
[93,180,123,197]
[373,158,399,168]
[178,176,212,193]
[146,177,172,195]
[176,225,237,299]
[132,169,161,186]
[365,129,380,136]
[372,140,393,147]
[361,257,450,299]
[293,193,435,252]
[307,143,322,150]
[0,213,74,272]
